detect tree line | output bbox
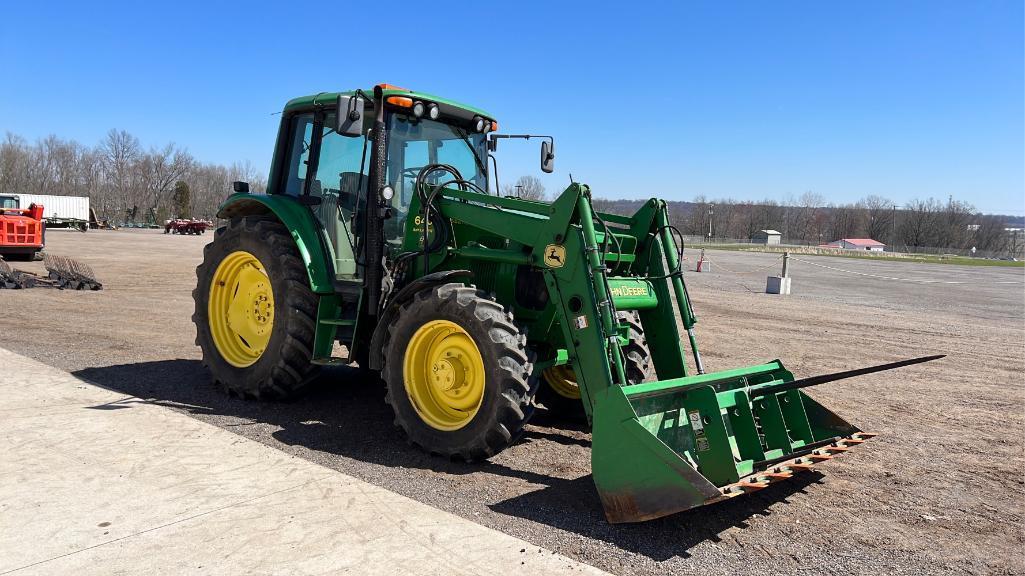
[0,130,266,224]
[2,130,1019,256]
[593,192,1021,256]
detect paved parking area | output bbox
[0,348,606,576]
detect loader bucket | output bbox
[590,361,867,523]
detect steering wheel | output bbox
[403,166,449,188]
[414,164,466,193]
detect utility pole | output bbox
[784,204,789,243]
[708,203,715,241]
[891,204,897,251]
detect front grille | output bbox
[469,261,498,294]
[2,219,40,245]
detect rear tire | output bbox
[536,311,652,421]
[192,216,317,400]
[382,283,535,461]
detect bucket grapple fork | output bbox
[534,186,940,523]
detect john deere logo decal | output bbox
[544,244,566,268]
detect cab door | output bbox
[279,110,370,281]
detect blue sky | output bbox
[1,1,1022,214]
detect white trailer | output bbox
[10,194,90,227]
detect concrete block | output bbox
[766,275,791,295]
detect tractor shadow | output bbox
[75,359,826,561]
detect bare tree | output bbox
[792,191,825,242]
[100,129,141,220]
[863,195,894,242]
[0,133,31,194]
[502,175,546,201]
[937,197,975,249]
[900,198,942,248]
[828,203,866,241]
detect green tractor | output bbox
[193,84,939,522]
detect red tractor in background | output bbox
[164,218,211,235]
[0,196,45,260]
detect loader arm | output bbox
[414,182,892,522]
[426,184,697,412]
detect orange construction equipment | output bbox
[0,200,45,260]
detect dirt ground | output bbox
[2,229,1023,576]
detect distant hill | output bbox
[591,197,1024,227]
[1001,215,1024,228]
[591,198,699,217]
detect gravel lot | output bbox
[2,229,1023,575]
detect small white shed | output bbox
[751,229,782,245]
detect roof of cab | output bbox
[283,87,495,120]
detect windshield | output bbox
[386,113,487,210]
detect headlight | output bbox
[412,101,425,118]
[380,185,394,201]
[427,103,440,120]
[473,116,486,132]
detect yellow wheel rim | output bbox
[207,250,274,368]
[403,320,486,431]
[543,365,580,399]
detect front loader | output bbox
[193,85,939,522]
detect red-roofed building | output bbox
[826,238,886,251]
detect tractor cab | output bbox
[267,86,501,286]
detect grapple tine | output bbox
[0,256,34,289]
[592,360,878,522]
[0,257,16,288]
[43,253,102,290]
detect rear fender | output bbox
[217,193,334,294]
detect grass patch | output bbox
[692,244,1024,267]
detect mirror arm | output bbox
[488,134,557,174]
[488,153,500,195]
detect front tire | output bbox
[536,311,652,421]
[192,217,317,400]
[382,283,535,461]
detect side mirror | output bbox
[541,140,555,173]
[336,94,364,137]
[232,181,250,193]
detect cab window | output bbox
[283,114,315,197]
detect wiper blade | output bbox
[456,128,487,182]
